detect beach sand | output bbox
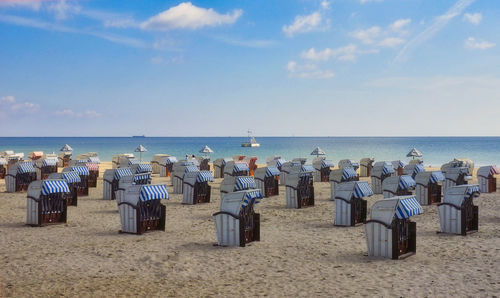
[0,162,499,297]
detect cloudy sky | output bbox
[0,0,498,136]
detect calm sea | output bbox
[1,137,499,166]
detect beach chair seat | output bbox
[27,180,70,226]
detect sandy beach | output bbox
[0,162,499,297]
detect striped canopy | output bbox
[301,165,315,173]
[42,158,58,166]
[233,163,249,172]
[276,159,286,167]
[242,190,263,207]
[166,157,177,164]
[134,173,151,182]
[342,168,358,180]
[62,171,81,183]
[86,163,99,171]
[128,159,141,165]
[321,160,335,168]
[18,162,35,174]
[392,160,408,168]
[88,156,100,163]
[0,158,6,165]
[429,171,445,183]
[353,182,374,198]
[196,171,214,183]
[265,167,281,177]
[398,175,416,190]
[139,185,169,201]
[221,158,231,166]
[136,163,152,173]
[465,185,480,197]
[382,163,395,175]
[185,166,200,173]
[71,166,89,176]
[235,177,256,191]
[114,168,133,179]
[74,159,88,165]
[41,180,70,195]
[395,196,423,219]
[413,164,425,175]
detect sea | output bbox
[1,137,499,166]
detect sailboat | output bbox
[241,130,260,147]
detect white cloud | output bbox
[283,12,323,37]
[321,1,331,9]
[390,19,411,31]
[0,95,15,103]
[0,95,39,113]
[0,14,148,48]
[286,61,334,79]
[213,36,277,48]
[463,12,482,25]
[47,0,81,20]
[301,44,378,62]
[56,109,102,118]
[394,0,476,63]
[140,2,242,31]
[350,26,381,44]
[378,37,405,47]
[0,0,41,10]
[464,37,495,50]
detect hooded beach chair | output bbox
[103,167,134,200]
[441,158,474,175]
[48,172,81,206]
[437,185,480,235]
[198,156,211,171]
[313,158,334,182]
[213,158,232,179]
[118,184,169,234]
[285,165,315,209]
[414,171,445,205]
[365,196,423,259]
[151,154,170,174]
[253,167,280,197]
[359,157,375,177]
[26,179,70,226]
[382,175,416,198]
[333,181,373,227]
[392,160,408,176]
[182,170,213,204]
[111,153,134,169]
[213,189,263,247]
[403,164,426,179]
[443,167,472,193]
[35,157,59,180]
[371,162,395,194]
[476,166,498,193]
[158,156,177,177]
[329,167,358,196]
[172,162,199,194]
[338,159,360,171]
[0,157,7,179]
[58,152,72,168]
[5,161,37,192]
[62,166,90,196]
[223,161,250,178]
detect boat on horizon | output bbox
[241,130,260,147]
[132,135,146,138]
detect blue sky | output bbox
[0,0,499,137]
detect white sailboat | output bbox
[241,130,260,147]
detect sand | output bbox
[0,162,499,297]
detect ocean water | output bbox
[1,137,499,166]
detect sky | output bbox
[0,0,499,137]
